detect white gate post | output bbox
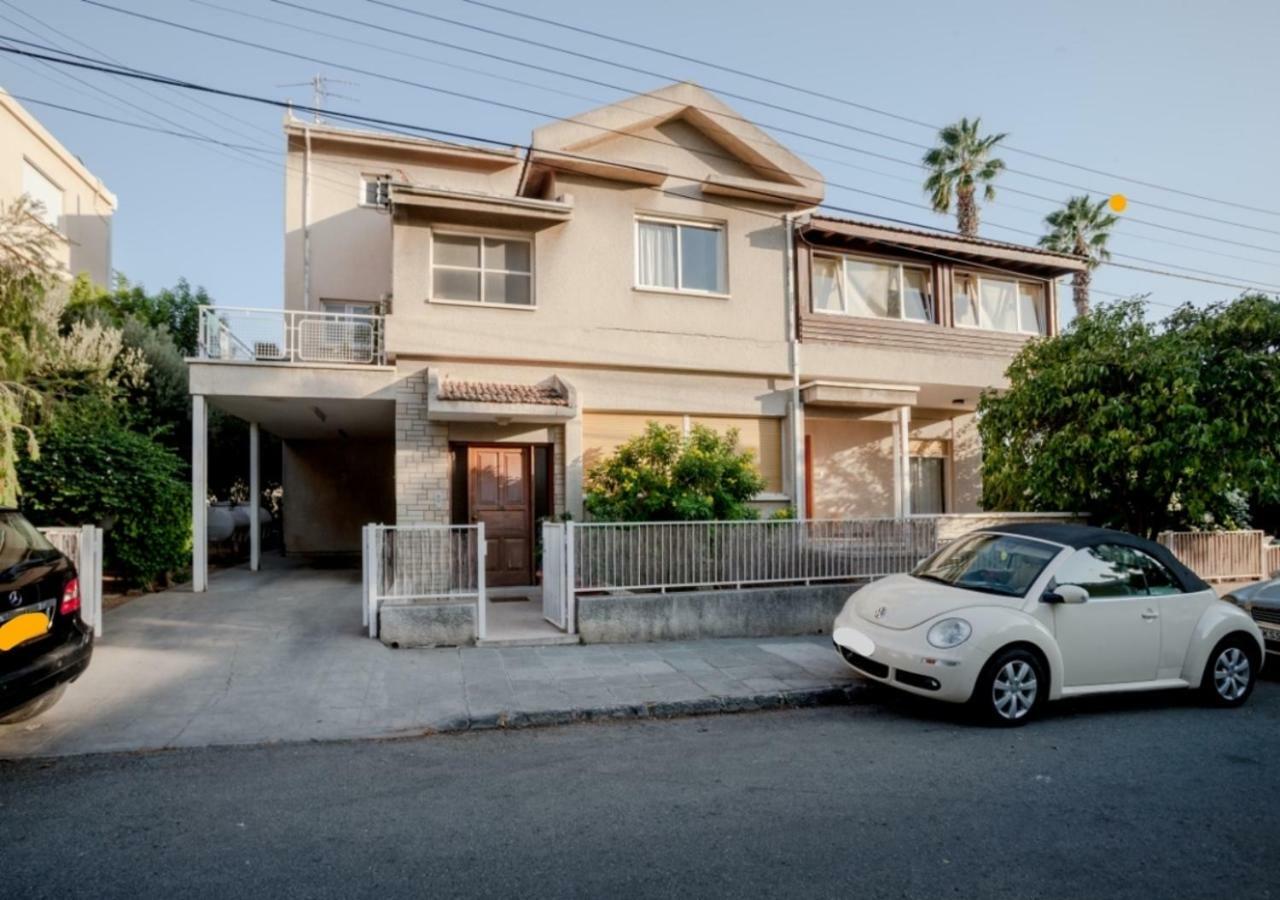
[361,524,370,631]
[368,525,382,639]
[476,522,487,642]
[79,524,102,637]
[565,520,576,636]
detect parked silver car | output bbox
[1223,579,1280,662]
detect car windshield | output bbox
[913,532,1062,598]
[0,511,58,572]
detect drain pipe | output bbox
[302,124,313,312]
[785,212,804,516]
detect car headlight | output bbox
[927,617,972,649]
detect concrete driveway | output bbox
[0,559,862,758]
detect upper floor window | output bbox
[812,253,935,323]
[22,159,62,230]
[431,232,533,307]
[954,272,1048,336]
[635,217,726,295]
[360,174,390,208]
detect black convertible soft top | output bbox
[981,522,1211,594]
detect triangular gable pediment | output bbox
[529,82,824,205]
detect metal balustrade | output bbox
[197,305,385,365]
[362,524,485,639]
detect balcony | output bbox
[196,306,386,366]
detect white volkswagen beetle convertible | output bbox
[833,524,1265,725]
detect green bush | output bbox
[585,422,765,521]
[18,411,190,588]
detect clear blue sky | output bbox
[2,0,1277,320]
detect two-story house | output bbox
[0,87,116,285]
[187,82,1084,593]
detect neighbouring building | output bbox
[187,82,1085,593]
[0,87,116,285]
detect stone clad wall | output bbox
[394,365,450,524]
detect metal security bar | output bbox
[362,524,486,639]
[570,518,940,593]
[40,525,104,637]
[197,305,385,365]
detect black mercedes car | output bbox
[0,508,92,724]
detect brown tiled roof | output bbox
[806,213,1086,263]
[438,378,569,407]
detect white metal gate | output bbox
[361,523,486,640]
[40,525,104,637]
[541,522,569,629]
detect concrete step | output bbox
[476,634,582,648]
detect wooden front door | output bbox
[468,446,532,587]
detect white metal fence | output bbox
[40,525,104,637]
[362,524,486,639]
[198,305,385,365]
[1157,529,1274,582]
[567,518,940,594]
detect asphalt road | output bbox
[3,677,1278,900]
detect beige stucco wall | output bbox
[282,438,394,554]
[807,413,981,519]
[0,90,116,286]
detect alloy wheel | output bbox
[1213,647,1251,702]
[992,659,1038,721]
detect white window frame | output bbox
[358,174,390,208]
[22,158,63,232]
[633,215,729,297]
[428,228,536,309]
[953,270,1050,336]
[810,251,936,323]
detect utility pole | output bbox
[278,73,358,124]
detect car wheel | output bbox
[0,684,67,725]
[975,647,1045,726]
[1202,636,1258,708]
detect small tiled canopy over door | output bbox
[468,446,532,587]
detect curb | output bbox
[420,682,871,736]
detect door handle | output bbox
[1141,610,1159,620]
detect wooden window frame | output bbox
[633,215,729,298]
[810,251,937,324]
[952,270,1050,337]
[428,229,536,310]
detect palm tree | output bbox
[922,117,1007,238]
[1039,195,1118,317]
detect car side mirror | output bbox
[1044,584,1089,604]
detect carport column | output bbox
[192,394,208,592]
[249,420,260,572]
[894,405,912,518]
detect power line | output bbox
[0,39,1270,299]
[458,0,1280,220]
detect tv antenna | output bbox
[278,74,358,123]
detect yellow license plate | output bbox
[0,612,51,652]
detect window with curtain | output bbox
[910,456,946,515]
[955,272,1049,335]
[635,218,725,294]
[431,233,533,306]
[812,254,934,323]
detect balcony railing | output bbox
[196,305,386,365]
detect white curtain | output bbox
[637,222,677,289]
[1019,283,1047,335]
[844,258,891,317]
[980,278,1019,332]
[812,257,844,312]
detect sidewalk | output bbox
[0,561,866,759]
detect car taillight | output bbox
[60,577,80,616]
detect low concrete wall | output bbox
[379,601,476,648]
[576,582,861,644]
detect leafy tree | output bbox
[1039,195,1118,317]
[978,296,1280,538]
[923,117,1007,238]
[18,406,190,588]
[585,422,766,521]
[68,274,208,356]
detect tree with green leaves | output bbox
[923,117,1007,238]
[68,274,208,356]
[978,296,1280,538]
[585,421,766,521]
[1039,195,1118,317]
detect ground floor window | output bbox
[910,456,946,515]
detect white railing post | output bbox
[368,525,382,639]
[81,524,103,638]
[565,520,577,635]
[476,522,487,641]
[361,524,370,631]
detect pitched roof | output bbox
[437,379,570,407]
